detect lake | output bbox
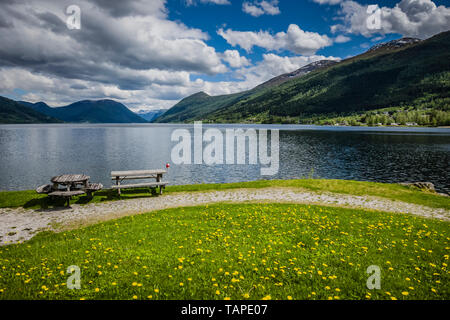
[0,124,449,193]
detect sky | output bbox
[0,0,449,112]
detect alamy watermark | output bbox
[67,265,81,289]
[171,122,279,176]
[66,5,81,30]
[366,265,381,290]
[367,5,382,30]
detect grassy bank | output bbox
[0,179,449,210]
[0,203,448,300]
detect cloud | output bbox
[89,0,167,17]
[185,0,230,6]
[334,0,450,39]
[221,50,251,68]
[218,24,333,55]
[0,1,228,84]
[334,35,351,43]
[242,0,280,17]
[313,0,343,5]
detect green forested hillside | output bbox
[155,91,251,123]
[0,96,61,124]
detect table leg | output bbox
[116,177,121,196]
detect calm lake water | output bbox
[0,124,449,193]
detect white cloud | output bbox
[334,0,450,39]
[218,24,332,55]
[242,0,280,17]
[334,35,351,43]
[221,50,251,68]
[185,0,230,5]
[313,0,343,5]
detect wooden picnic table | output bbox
[111,169,168,195]
[51,174,90,190]
[48,174,90,206]
[37,174,103,207]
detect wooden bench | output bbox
[36,184,54,194]
[111,170,168,195]
[48,190,86,207]
[85,183,103,197]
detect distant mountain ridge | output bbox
[18,99,147,123]
[137,109,167,122]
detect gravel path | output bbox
[1,188,449,245]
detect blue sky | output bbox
[168,0,448,58]
[0,0,449,110]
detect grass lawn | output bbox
[0,179,449,210]
[0,203,448,300]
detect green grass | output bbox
[0,203,448,300]
[0,179,448,210]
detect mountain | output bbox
[254,60,339,90]
[0,96,61,124]
[367,37,421,53]
[19,101,56,116]
[155,59,335,123]
[157,32,450,124]
[155,91,251,123]
[137,109,167,122]
[20,99,147,123]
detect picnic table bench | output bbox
[111,170,168,195]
